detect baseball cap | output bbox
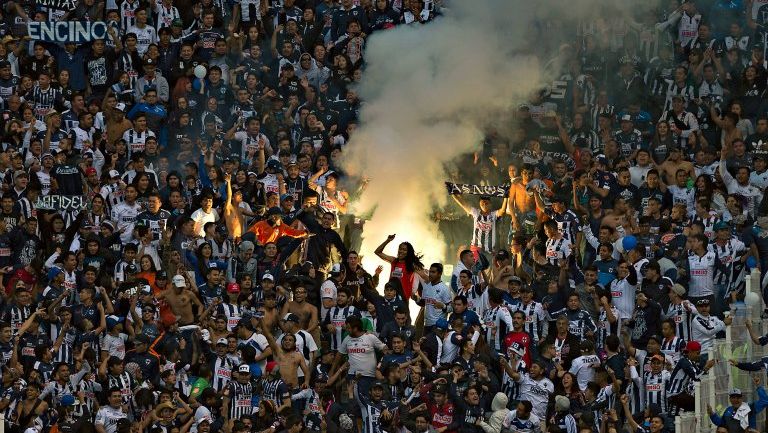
[685,341,702,352]
[282,313,300,323]
[114,103,126,112]
[216,337,228,346]
[371,381,385,390]
[330,263,342,275]
[108,169,121,178]
[729,388,743,396]
[508,276,522,284]
[156,270,168,279]
[265,361,278,374]
[714,221,730,231]
[60,395,77,406]
[280,193,295,202]
[620,114,632,122]
[650,354,665,363]
[226,282,240,294]
[670,284,686,296]
[172,275,186,288]
[238,364,250,373]
[435,318,449,330]
[47,266,63,281]
[262,272,274,281]
[696,298,711,306]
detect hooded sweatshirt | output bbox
[478,393,509,433]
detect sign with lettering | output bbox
[444,182,508,198]
[34,0,79,11]
[27,21,107,43]
[34,195,88,212]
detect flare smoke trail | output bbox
[342,0,647,275]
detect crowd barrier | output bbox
[675,269,767,433]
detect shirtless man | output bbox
[485,249,515,289]
[259,290,280,334]
[224,173,255,241]
[280,286,320,344]
[15,382,48,430]
[507,164,537,236]
[658,146,695,185]
[601,197,637,234]
[157,274,205,326]
[262,321,309,389]
[208,315,230,347]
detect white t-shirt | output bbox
[515,374,554,420]
[338,333,387,378]
[101,333,127,360]
[569,354,601,391]
[190,208,220,237]
[95,406,127,433]
[127,25,157,56]
[320,279,337,319]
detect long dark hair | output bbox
[398,242,423,273]
[694,174,714,202]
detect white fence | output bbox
[675,269,767,433]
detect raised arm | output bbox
[451,194,473,216]
[374,235,397,263]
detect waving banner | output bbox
[445,182,508,197]
[34,195,88,212]
[27,21,107,43]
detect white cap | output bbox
[239,364,250,373]
[216,337,228,345]
[172,275,186,288]
[115,103,126,112]
[108,169,120,178]
[330,263,342,274]
[262,272,274,281]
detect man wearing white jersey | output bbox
[126,8,158,56]
[419,263,453,331]
[111,185,142,243]
[720,141,763,218]
[95,388,128,433]
[452,194,508,256]
[680,233,723,304]
[608,260,638,319]
[501,358,553,421]
[690,298,731,354]
[333,315,390,399]
[570,341,602,391]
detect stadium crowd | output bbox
[5,0,768,433]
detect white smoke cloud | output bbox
[342,0,650,274]
[342,0,546,271]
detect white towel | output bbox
[734,402,752,430]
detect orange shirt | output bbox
[247,220,306,245]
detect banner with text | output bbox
[445,182,508,197]
[34,195,88,212]
[34,0,79,11]
[27,21,107,43]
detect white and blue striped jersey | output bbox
[470,208,499,253]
